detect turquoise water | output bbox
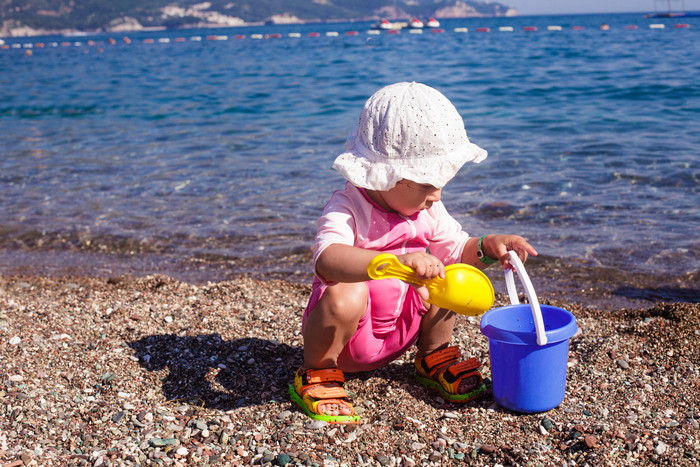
[1,13,698,286]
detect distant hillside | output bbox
[0,0,518,37]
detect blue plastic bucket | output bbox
[480,303,578,412]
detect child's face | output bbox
[377,179,443,216]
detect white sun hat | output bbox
[332,82,487,191]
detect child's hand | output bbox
[397,251,445,280]
[397,252,445,302]
[481,235,538,270]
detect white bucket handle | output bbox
[504,251,548,346]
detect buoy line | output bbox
[1,23,693,52]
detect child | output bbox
[290,82,537,423]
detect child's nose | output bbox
[427,189,442,202]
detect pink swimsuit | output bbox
[304,182,470,372]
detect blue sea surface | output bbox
[1,13,698,294]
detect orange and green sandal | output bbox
[289,367,361,424]
[414,345,487,403]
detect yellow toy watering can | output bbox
[367,253,494,316]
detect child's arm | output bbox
[461,234,538,270]
[317,245,446,284]
[316,244,381,283]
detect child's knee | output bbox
[320,282,368,322]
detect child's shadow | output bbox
[128,334,302,410]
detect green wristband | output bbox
[477,235,497,265]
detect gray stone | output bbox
[305,420,327,430]
[376,453,391,465]
[655,442,667,455]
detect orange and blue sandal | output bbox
[414,345,487,403]
[289,367,361,424]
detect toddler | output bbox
[290,82,537,423]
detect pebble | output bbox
[176,447,188,456]
[376,453,391,465]
[9,374,23,382]
[480,444,497,453]
[195,420,208,431]
[276,453,291,465]
[617,359,630,369]
[585,435,598,448]
[149,438,177,447]
[655,441,667,455]
[9,336,21,345]
[305,420,327,430]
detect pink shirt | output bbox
[313,182,470,279]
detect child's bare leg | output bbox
[416,306,478,394]
[416,305,456,358]
[301,282,367,416]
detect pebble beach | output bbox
[1,272,698,466]
[3,9,700,467]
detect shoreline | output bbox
[0,247,696,311]
[1,272,698,466]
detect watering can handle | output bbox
[504,251,548,346]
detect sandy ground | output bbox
[1,273,698,466]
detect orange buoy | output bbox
[573,26,585,30]
[345,30,359,36]
[523,26,537,31]
[674,23,690,28]
[476,27,490,32]
[308,32,320,37]
[123,37,131,44]
[431,28,444,33]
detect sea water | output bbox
[0,13,698,292]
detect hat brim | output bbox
[333,142,487,191]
